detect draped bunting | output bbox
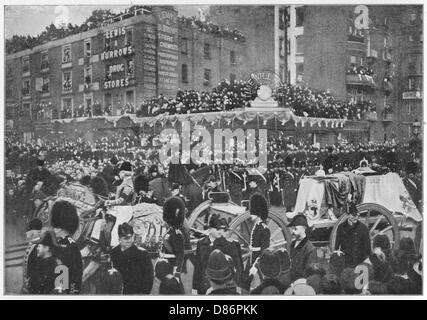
[45,109,348,130]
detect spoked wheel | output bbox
[228,207,292,265]
[329,203,400,251]
[187,200,238,237]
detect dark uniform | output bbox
[161,228,185,273]
[56,236,83,294]
[27,256,57,294]
[335,220,371,268]
[110,244,153,294]
[249,221,270,265]
[193,236,244,294]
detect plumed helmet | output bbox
[163,197,186,228]
[50,200,79,235]
[249,193,269,220]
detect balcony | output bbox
[348,34,364,43]
[402,91,423,100]
[346,66,376,89]
[41,62,50,72]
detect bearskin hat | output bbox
[110,156,119,165]
[79,175,91,187]
[149,164,158,174]
[249,193,269,220]
[90,176,109,198]
[119,161,132,172]
[405,161,418,175]
[284,157,293,168]
[134,175,149,193]
[163,197,186,228]
[50,200,79,235]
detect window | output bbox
[279,38,286,57]
[41,52,49,70]
[84,93,93,109]
[61,98,73,114]
[105,38,111,51]
[351,88,364,102]
[62,45,72,63]
[350,56,356,64]
[204,43,211,59]
[63,71,72,91]
[104,93,112,112]
[181,64,188,83]
[296,63,304,83]
[230,73,236,83]
[126,90,135,106]
[22,79,30,96]
[230,50,236,64]
[84,66,92,85]
[42,75,50,93]
[84,39,92,57]
[126,27,133,46]
[296,36,304,54]
[23,103,31,118]
[279,8,286,30]
[22,56,30,73]
[127,59,135,78]
[181,37,188,55]
[295,7,304,27]
[203,68,211,86]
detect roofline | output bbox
[6,13,156,61]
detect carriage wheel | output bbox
[329,203,400,251]
[187,200,238,236]
[228,207,292,265]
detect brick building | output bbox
[209,5,423,143]
[5,6,248,121]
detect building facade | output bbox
[5,6,247,121]
[209,4,423,143]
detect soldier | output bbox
[110,223,154,294]
[161,197,187,280]
[248,193,270,266]
[288,214,317,281]
[334,203,371,268]
[268,163,283,207]
[26,231,60,294]
[104,161,134,206]
[281,157,297,212]
[192,214,243,295]
[50,200,83,294]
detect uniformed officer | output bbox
[26,230,59,294]
[192,214,243,295]
[246,193,270,289]
[105,161,134,206]
[110,223,154,294]
[50,200,83,294]
[160,197,187,278]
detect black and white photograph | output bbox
[2,1,424,298]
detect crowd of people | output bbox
[16,80,386,122]
[5,129,423,295]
